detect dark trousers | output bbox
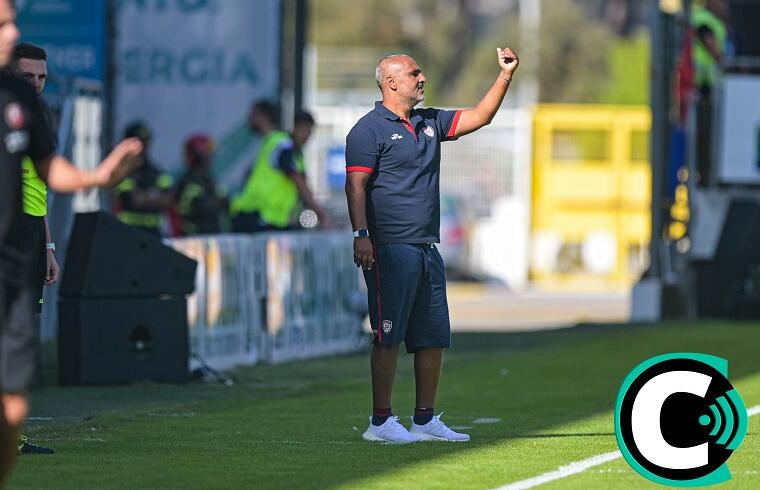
[231,211,289,233]
[21,215,45,314]
[0,283,36,393]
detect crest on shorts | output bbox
[424,126,435,138]
[382,320,393,334]
[5,103,24,130]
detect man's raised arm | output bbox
[452,47,519,138]
[33,138,143,193]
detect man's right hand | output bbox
[497,46,519,77]
[353,237,374,270]
[93,138,144,188]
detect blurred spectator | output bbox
[112,122,174,236]
[692,0,728,96]
[0,2,142,481]
[290,111,333,229]
[175,134,227,235]
[230,100,331,232]
[690,0,729,185]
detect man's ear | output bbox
[387,77,397,91]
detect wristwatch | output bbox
[353,229,370,238]
[46,242,56,252]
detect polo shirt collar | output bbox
[374,101,400,120]
[374,101,420,123]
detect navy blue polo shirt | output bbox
[345,101,461,244]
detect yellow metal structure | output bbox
[531,105,652,290]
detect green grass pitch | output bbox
[8,321,760,489]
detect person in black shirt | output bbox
[8,40,58,456]
[175,133,227,235]
[0,0,143,481]
[112,122,174,236]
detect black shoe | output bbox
[17,435,55,455]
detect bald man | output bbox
[345,48,519,443]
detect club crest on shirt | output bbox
[5,103,24,130]
[424,126,435,138]
[382,320,393,334]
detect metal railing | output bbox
[166,231,366,370]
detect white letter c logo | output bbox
[631,371,711,469]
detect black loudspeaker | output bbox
[60,212,196,298]
[58,297,189,385]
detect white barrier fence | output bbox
[167,232,366,371]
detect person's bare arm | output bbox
[452,47,519,138]
[43,217,59,285]
[345,172,373,269]
[33,138,143,193]
[292,173,332,228]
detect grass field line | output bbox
[491,404,760,490]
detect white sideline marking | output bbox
[492,404,760,490]
[493,451,622,490]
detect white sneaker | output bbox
[409,412,470,442]
[362,416,422,444]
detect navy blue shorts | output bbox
[363,243,451,353]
